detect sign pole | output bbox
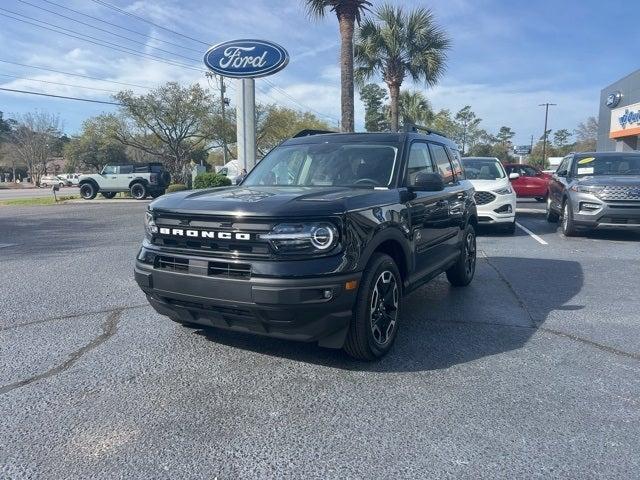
[236,78,256,171]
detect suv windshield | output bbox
[242,142,399,188]
[461,158,505,180]
[573,154,640,176]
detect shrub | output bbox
[193,172,232,189]
[166,183,188,193]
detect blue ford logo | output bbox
[606,91,622,108]
[204,39,289,78]
[629,188,640,198]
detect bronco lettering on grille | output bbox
[158,227,251,240]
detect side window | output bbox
[103,165,117,175]
[429,143,455,185]
[522,166,537,177]
[406,142,434,185]
[556,157,570,174]
[448,148,465,180]
[119,165,133,174]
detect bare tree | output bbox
[10,111,62,185]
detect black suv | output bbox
[135,128,477,359]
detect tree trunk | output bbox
[338,13,355,133]
[388,82,401,132]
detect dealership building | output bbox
[597,69,640,152]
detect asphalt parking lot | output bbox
[1,201,639,479]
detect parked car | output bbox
[61,173,81,186]
[78,163,171,200]
[136,127,478,360]
[546,152,640,236]
[462,157,517,233]
[40,175,65,188]
[504,163,552,201]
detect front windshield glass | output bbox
[573,154,640,176]
[242,142,399,188]
[461,158,505,180]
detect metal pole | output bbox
[539,103,556,169]
[220,76,228,165]
[236,78,256,171]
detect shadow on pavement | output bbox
[193,256,584,372]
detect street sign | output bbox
[203,39,289,79]
[514,145,532,155]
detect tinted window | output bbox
[406,142,434,185]
[429,143,454,184]
[521,166,538,177]
[556,157,570,174]
[449,148,465,180]
[572,154,640,176]
[119,165,133,174]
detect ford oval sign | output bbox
[204,39,289,78]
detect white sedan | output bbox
[461,157,518,234]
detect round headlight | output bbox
[310,224,335,249]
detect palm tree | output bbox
[399,90,434,125]
[305,0,372,133]
[355,4,450,132]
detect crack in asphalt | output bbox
[0,303,149,332]
[481,251,640,362]
[0,309,123,395]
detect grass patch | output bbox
[0,195,79,206]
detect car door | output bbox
[507,165,527,196]
[100,165,119,190]
[118,164,135,191]
[548,156,572,211]
[520,165,547,197]
[404,141,453,278]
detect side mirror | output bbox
[509,172,520,180]
[412,172,444,192]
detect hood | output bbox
[150,185,400,217]
[575,175,640,187]
[466,177,510,192]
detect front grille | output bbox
[474,191,496,206]
[155,255,251,279]
[598,186,640,201]
[599,216,640,225]
[152,213,273,258]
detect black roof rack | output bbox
[403,123,449,138]
[292,129,337,138]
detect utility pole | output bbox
[539,103,556,169]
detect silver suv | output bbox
[78,163,171,200]
[546,152,640,236]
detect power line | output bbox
[89,0,210,46]
[39,0,203,53]
[0,87,122,105]
[0,74,119,94]
[259,78,340,123]
[0,9,203,72]
[15,0,201,63]
[0,59,151,90]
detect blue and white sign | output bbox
[204,39,289,78]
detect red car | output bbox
[504,163,552,201]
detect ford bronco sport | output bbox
[135,127,477,360]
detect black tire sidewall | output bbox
[131,183,147,199]
[80,183,95,199]
[354,254,402,358]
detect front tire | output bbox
[79,183,97,200]
[130,182,147,200]
[561,200,579,237]
[344,253,402,361]
[446,224,477,287]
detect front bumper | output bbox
[134,256,361,349]
[476,192,516,224]
[569,193,640,229]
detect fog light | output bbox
[580,202,600,211]
[323,289,333,299]
[494,204,512,214]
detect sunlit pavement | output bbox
[1,201,638,478]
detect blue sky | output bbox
[0,0,638,146]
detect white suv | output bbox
[462,157,518,234]
[78,163,170,200]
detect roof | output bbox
[283,130,455,146]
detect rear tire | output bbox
[446,224,477,287]
[130,182,147,200]
[79,183,97,200]
[343,253,402,361]
[546,196,559,222]
[101,192,116,199]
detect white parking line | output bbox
[515,222,548,245]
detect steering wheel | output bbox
[354,178,378,186]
